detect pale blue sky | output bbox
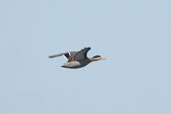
[0,0,171,114]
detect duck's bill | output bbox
[100,57,105,60]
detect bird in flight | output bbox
[49,47,105,69]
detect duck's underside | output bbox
[62,60,91,69]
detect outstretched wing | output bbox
[49,51,77,62]
[73,47,91,61]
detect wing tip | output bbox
[85,47,91,50]
[49,56,53,58]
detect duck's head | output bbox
[90,55,105,61]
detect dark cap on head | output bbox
[93,55,101,58]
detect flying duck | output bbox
[49,47,104,69]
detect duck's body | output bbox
[49,47,104,69]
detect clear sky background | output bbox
[0,0,171,114]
